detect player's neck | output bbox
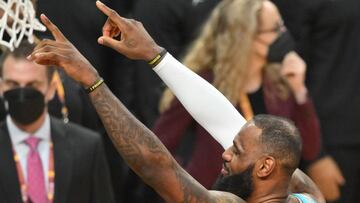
[247,176,290,203]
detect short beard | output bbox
[212,164,254,200]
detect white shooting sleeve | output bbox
[153,53,247,149]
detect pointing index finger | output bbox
[40,14,67,42]
[96,1,127,31]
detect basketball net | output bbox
[0,0,45,51]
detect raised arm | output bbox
[95,1,246,149]
[93,3,322,201]
[152,54,246,149]
[28,11,242,203]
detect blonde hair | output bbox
[160,0,289,112]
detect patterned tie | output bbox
[25,136,47,203]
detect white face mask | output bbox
[0,0,46,51]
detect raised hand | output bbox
[307,156,345,202]
[28,14,99,87]
[281,51,308,104]
[95,1,163,62]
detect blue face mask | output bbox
[267,30,295,63]
[3,87,45,125]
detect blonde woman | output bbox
[153,0,323,189]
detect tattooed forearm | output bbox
[90,84,170,171]
[89,84,220,202]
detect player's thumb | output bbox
[98,36,120,51]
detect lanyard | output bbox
[238,93,254,121]
[52,70,69,123]
[13,143,55,203]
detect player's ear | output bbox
[256,156,276,178]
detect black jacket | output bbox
[0,117,115,203]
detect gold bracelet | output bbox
[148,49,167,67]
[86,78,104,93]
[148,54,161,65]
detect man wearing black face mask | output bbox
[0,41,115,203]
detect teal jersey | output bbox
[291,193,317,203]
